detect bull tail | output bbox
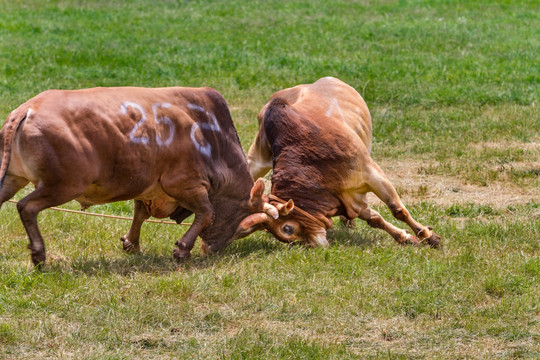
[0,108,28,189]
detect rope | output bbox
[6,197,325,229]
[6,199,191,226]
[268,194,328,229]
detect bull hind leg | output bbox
[0,175,29,207]
[16,184,85,266]
[343,193,419,245]
[366,167,441,248]
[120,200,150,253]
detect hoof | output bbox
[396,232,420,246]
[31,252,46,267]
[28,245,46,267]
[404,233,420,246]
[173,247,191,262]
[121,237,140,253]
[418,227,442,249]
[425,233,442,248]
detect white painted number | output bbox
[120,101,221,158]
[326,98,346,124]
[190,123,212,157]
[121,102,150,145]
[121,102,176,147]
[187,104,221,132]
[152,103,175,147]
[188,103,222,157]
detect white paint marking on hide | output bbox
[190,122,212,157]
[326,98,346,124]
[187,103,222,157]
[152,103,175,147]
[121,102,150,145]
[187,103,221,133]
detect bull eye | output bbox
[282,224,295,236]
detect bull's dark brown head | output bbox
[200,178,278,254]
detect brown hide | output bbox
[247,77,441,248]
[0,86,272,265]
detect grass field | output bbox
[0,0,539,358]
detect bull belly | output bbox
[75,183,179,219]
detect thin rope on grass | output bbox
[6,199,191,226]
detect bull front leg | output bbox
[172,193,214,262]
[246,128,273,180]
[121,200,150,253]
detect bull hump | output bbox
[268,97,291,108]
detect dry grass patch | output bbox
[371,140,539,208]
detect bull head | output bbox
[238,193,330,248]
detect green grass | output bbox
[1,0,539,358]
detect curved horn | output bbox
[235,212,273,239]
[263,203,279,219]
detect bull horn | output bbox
[236,212,273,235]
[264,203,279,219]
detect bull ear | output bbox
[249,178,265,206]
[249,178,279,219]
[276,199,294,216]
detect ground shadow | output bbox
[34,220,389,275]
[40,233,285,275]
[327,220,384,248]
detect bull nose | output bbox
[308,233,329,248]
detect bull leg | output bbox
[342,192,419,245]
[359,207,420,245]
[366,166,441,247]
[246,129,273,180]
[120,200,150,253]
[0,175,29,207]
[16,185,82,266]
[171,193,214,262]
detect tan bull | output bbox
[245,77,441,248]
[0,86,277,266]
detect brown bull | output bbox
[0,86,277,266]
[244,77,441,248]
